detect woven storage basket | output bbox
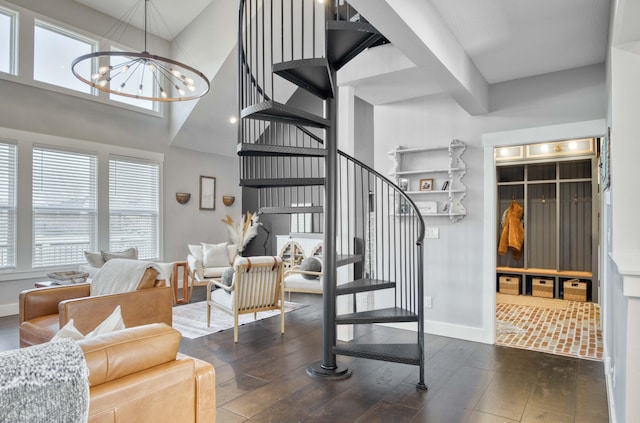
[563,279,587,302]
[499,275,520,295]
[532,278,554,298]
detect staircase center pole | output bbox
[306,0,351,382]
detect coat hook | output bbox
[541,194,546,204]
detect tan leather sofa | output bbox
[79,323,215,422]
[19,267,172,347]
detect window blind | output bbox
[109,157,159,260]
[32,147,97,267]
[0,142,16,269]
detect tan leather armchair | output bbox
[81,323,215,422]
[19,267,172,347]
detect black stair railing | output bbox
[337,151,425,317]
[238,0,426,389]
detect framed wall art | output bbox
[199,176,216,210]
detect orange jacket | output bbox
[498,201,524,260]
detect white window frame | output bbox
[0,140,16,269]
[0,0,164,117]
[109,156,160,260]
[33,19,96,95]
[0,6,18,76]
[32,145,98,268]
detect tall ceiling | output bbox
[74,0,214,40]
[71,0,611,154]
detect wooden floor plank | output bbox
[0,292,609,422]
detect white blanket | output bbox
[90,259,166,296]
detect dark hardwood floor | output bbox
[1,292,609,422]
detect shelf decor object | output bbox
[388,139,467,222]
[175,192,191,204]
[71,0,209,102]
[222,195,235,206]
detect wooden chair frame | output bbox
[207,256,284,342]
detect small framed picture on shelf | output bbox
[441,180,449,191]
[419,178,433,191]
[398,178,409,191]
[443,203,450,213]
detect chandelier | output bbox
[71,0,209,102]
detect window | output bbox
[109,157,159,259]
[32,147,97,267]
[0,8,17,75]
[33,21,95,94]
[109,49,155,111]
[0,141,16,269]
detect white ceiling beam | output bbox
[348,0,489,115]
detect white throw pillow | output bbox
[102,247,138,262]
[50,306,125,342]
[84,251,105,268]
[188,244,203,263]
[202,242,231,267]
[50,319,85,342]
[87,305,125,337]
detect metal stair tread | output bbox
[336,254,362,267]
[333,343,421,365]
[237,143,327,158]
[273,58,334,99]
[336,278,395,295]
[241,100,330,128]
[240,177,325,188]
[259,205,324,215]
[327,20,385,70]
[336,307,418,324]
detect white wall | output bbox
[0,1,241,316]
[605,40,640,423]
[372,63,606,341]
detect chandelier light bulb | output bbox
[160,88,167,99]
[147,62,156,72]
[98,66,110,74]
[120,65,130,74]
[97,79,108,87]
[91,72,101,81]
[117,83,125,92]
[138,84,143,95]
[170,69,182,78]
[178,88,186,96]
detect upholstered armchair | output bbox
[187,242,236,301]
[19,259,172,347]
[207,256,284,342]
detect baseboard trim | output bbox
[604,353,617,423]
[0,302,18,317]
[380,320,493,344]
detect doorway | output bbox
[492,138,602,360]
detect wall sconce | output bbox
[176,193,191,204]
[222,196,235,206]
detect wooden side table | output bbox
[172,261,189,304]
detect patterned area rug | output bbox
[172,300,307,339]
[496,295,603,361]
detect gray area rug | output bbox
[172,300,307,339]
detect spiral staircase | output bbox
[238,0,427,390]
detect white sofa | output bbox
[187,242,237,297]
